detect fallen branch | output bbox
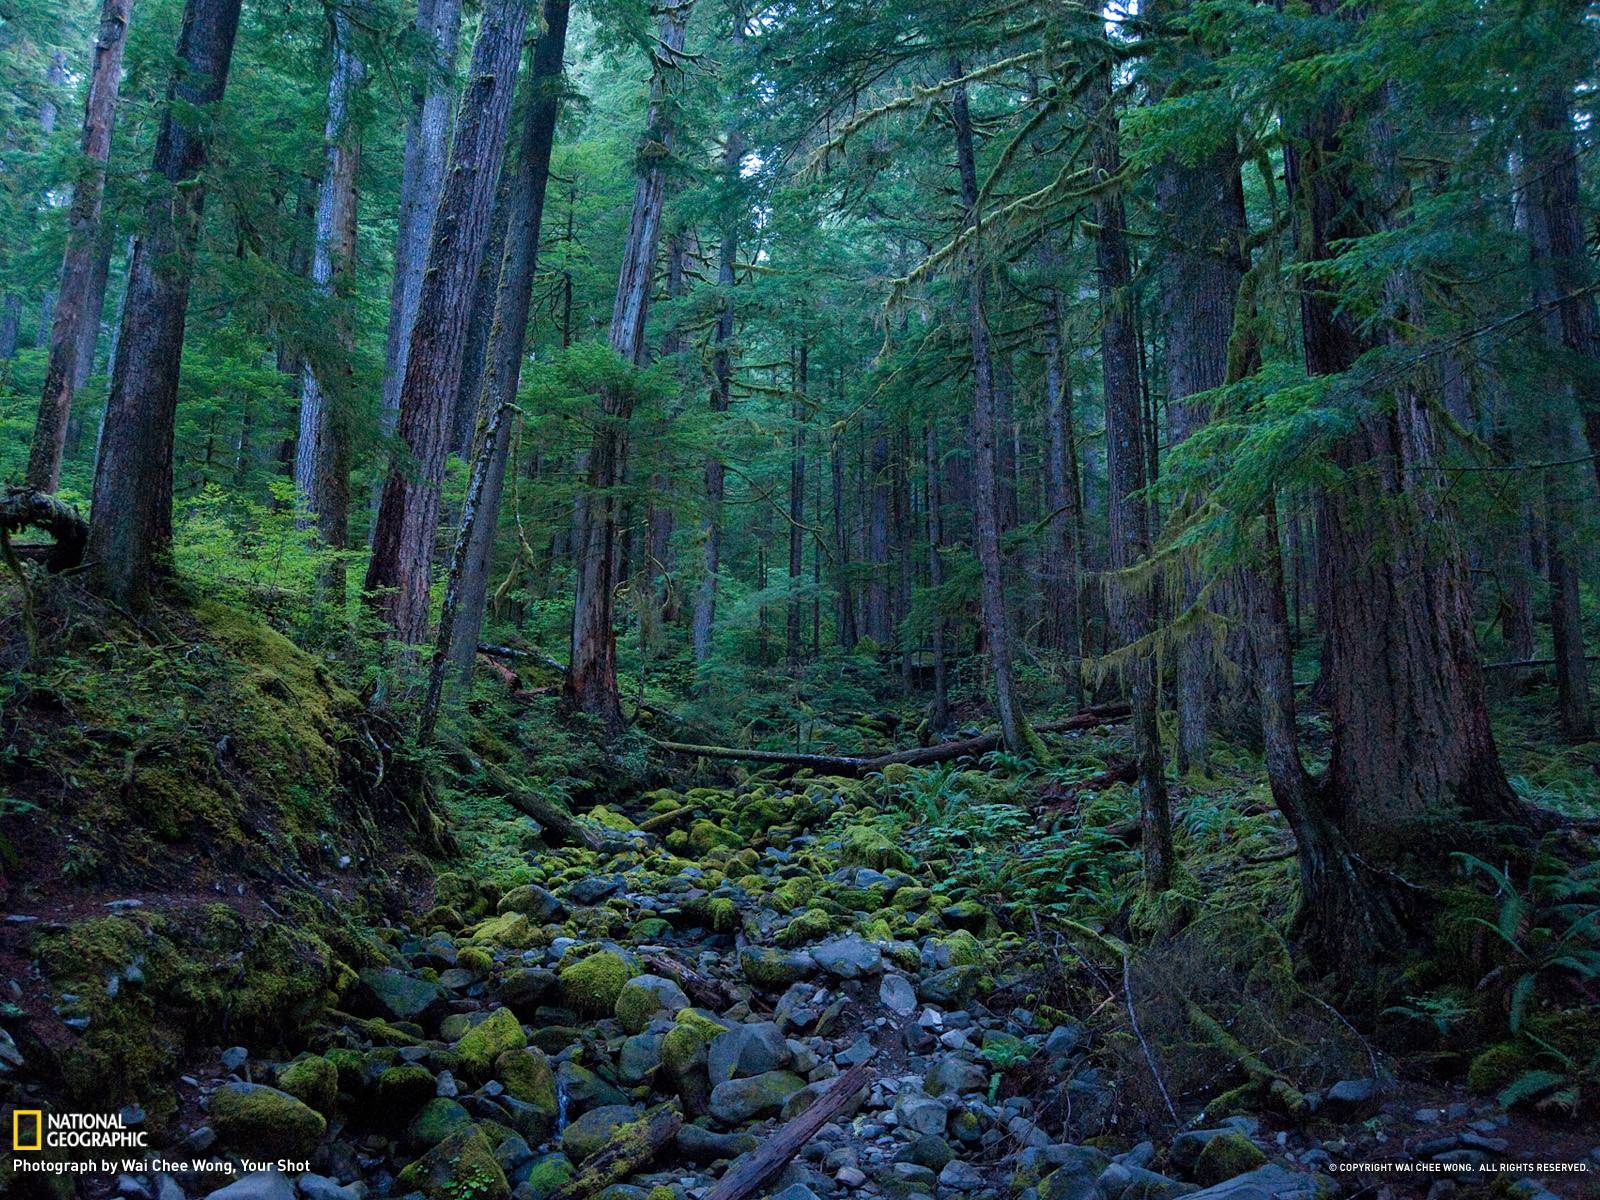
[652,704,1130,776]
[549,1102,682,1200]
[704,1057,875,1200]
[641,951,737,1011]
[439,736,606,850]
[478,641,569,676]
[1040,759,1137,809]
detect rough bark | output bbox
[87,0,242,611]
[1150,23,1247,774]
[376,0,463,470]
[568,0,691,729]
[443,0,572,689]
[294,9,364,578]
[1289,13,1520,871]
[831,429,857,648]
[951,63,1029,754]
[1091,64,1172,894]
[924,423,951,732]
[787,342,807,670]
[28,0,133,493]
[692,102,744,664]
[365,0,528,644]
[1041,282,1084,692]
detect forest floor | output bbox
[2,590,1598,1200]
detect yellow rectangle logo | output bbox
[13,1109,43,1151]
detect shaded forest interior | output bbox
[2,0,1600,1197]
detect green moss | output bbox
[936,929,986,967]
[778,906,834,947]
[471,912,541,950]
[839,823,913,872]
[397,1127,510,1200]
[278,1054,338,1117]
[497,1048,558,1116]
[209,1083,327,1157]
[661,1009,724,1077]
[1194,1131,1266,1185]
[707,898,739,933]
[457,947,494,976]
[457,1008,528,1082]
[1467,1042,1532,1092]
[558,950,637,1015]
[520,1155,576,1200]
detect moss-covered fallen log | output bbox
[650,703,1130,776]
[440,736,606,850]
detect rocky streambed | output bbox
[4,778,1580,1200]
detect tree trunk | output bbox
[1091,63,1171,894]
[443,0,571,689]
[294,8,364,582]
[831,429,857,648]
[375,0,462,484]
[1151,49,1247,776]
[787,341,807,671]
[1041,282,1084,699]
[87,0,242,611]
[451,179,513,457]
[28,0,133,493]
[568,0,692,729]
[1289,23,1519,874]
[924,423,951,732]
[692,105,743,664]
[365,0,528,644]
[865,429,892,649]
[950,62,1028,754]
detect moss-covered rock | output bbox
[407,1098,475,1151]
[397,1127,510,1200]
[777,907,834,948]
[519,1154,576,1200]
[376,1064,438,1115]
[277,1054,338,1117]
[1193,1131,1266,1186]
[1466,1041,1532,1092]
[497,1048,558,1116]
[560,1104,641,1163]
[457,1008,528,1082]
[615,974,691,1034]
[209,1082,327,1158]
[558,950,637,1015]
[839,824,913,872]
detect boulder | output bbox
[208,1083,326,1159]
[357,969,445,1023]
[614,974,690,1034]
[397,1127,509,1200]
[708,1022,792,1083]
[560,1104,641,1164]
[708,1070,806,1125]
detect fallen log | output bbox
[549,1102,682,1200]
[652,704,1130,777]
[640,951,737,1010]
[439,736,606,851]
[1040,759,1138,810]
[1,487,88,572]
[704,1057,875,1200]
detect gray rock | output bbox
[203,1173,296,1200]
[903,1134,954,1171]
[615,974,690,1032]
[221,1046,249,1071]
[297,1176,362,1200]
[924,1057,989,1097]
[894,1095,948,1137]
[740,947,818,990]
[357,969,445,1022]
[155,1175,187,1200]
[918,966,981,1007]
[618,1033,665,1085]
[498,885,567,922]
[117,1176,154,1200]
[940,1161,985,1191]
[497,968,559,1017]
[1321,1079,1378,1113]
[1042,1024,1084,1065]
[880,974,918,1016]
[708,1022,792,1083]
[708,1070,807,1124]
[677,1124,760,1162]
[564,875,625,905]
[1115,1165,1200,1200]
[770,1187,821,1200]
[810,936,882,979]
[1180,1166,1328,1200]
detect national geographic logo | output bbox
[10,1110,147,1150]
[13,1110,41,1151]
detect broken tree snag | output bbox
[705,1057,875,1200]
[549,1102,682,1200]
[439,736,606,851]
[1,487,89,572]
[652,703,1130,777]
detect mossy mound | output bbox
[1193,1131,1266,1185]
[397,1126,510,1200]
[558,950,637,1015]
[456,1008,528,1082]
[209,1082,327,1158]
[277,1054,338,1117]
